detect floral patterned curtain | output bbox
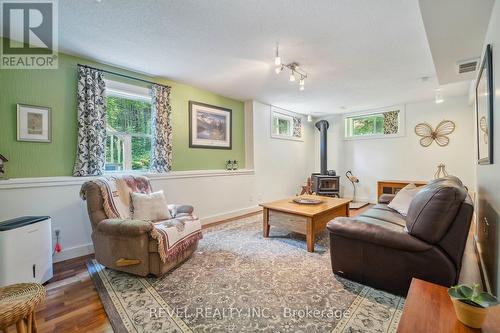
[73,66,107,176]
[383,110,399,135]
[293,117,302,138]
[150,84,173,173]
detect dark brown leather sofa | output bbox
[326,176,473,295]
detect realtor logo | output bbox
[1,0,58,69]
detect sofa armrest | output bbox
[327,217,432,252]
[96,219,154,237]
[378,193,396,204]
[168,204,194,217]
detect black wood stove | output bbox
[311,120,340,197]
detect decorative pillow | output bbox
[388,184,421,216]
[131,190,171,221]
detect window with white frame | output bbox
[104,80,152,171]
[344,106,404,139]
[271,108,303,140]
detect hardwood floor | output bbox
[3,206,479,333]
[4,254,112,333]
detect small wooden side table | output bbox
[397,278,500,333]
[377,180,427,199]
[0,283,46,333]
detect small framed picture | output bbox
[17,104,51,142]
[189,101,232,149]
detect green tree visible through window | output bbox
[352,114,385,136]
[105,96,152,171]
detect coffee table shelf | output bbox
[259,195,351,252]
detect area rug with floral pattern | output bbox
[87,214,404,333]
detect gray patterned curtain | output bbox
[383,110,399,135]
[73,66,107,176]
[150,84,173,173]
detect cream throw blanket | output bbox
[82,176,202,263]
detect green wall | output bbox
[0,46,245,178]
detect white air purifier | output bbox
[0,216,53,287]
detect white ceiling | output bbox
[52,0,483,114]
[419,0,494,85]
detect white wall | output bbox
[251,101,316,201]
[317,96,475,203]
[0,100,316,262]
[0,172,256,262]
[476,0,500,296]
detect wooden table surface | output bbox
[397,278,500,333]
[259,195,351,217]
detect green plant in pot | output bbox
[448,284,499,328]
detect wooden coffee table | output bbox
[259,195,351,252]
[397,278,500,333]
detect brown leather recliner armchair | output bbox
[81,179,199,277]
[327,176,473,295]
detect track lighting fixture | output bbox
[273,43,308,91]
[275,43,281,66]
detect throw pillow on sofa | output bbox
[131,190,172,221]
[388,183,421,216]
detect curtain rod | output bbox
[77,64,169,88]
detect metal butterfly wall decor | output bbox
[414,120,456,147]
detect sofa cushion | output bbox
[96,218,153,236]
[360,206,406,227]
[405,176,467,244]
[327,217,431,252]
[388,184,421,216]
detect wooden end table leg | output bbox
[345,203,350,217]
[306,217,314,252]
[263,208,270,237]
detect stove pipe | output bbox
[315,120,330,175]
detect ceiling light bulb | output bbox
[290,72,296,82]
[299,78,305,86]
[274,42,281,66]
[307,115,312,122]
[435,89,444,104]
[275,66,282,74]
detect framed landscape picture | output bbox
[17,104,51,142]
[189,101,232,149]
[475,44,494,165]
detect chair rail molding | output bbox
[0,169,255,190]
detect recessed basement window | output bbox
[104,79,152,171]
[344,106,405,140]
[271,107,303,141]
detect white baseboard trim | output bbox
[200,206,262,225]
[53,243,94,263]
